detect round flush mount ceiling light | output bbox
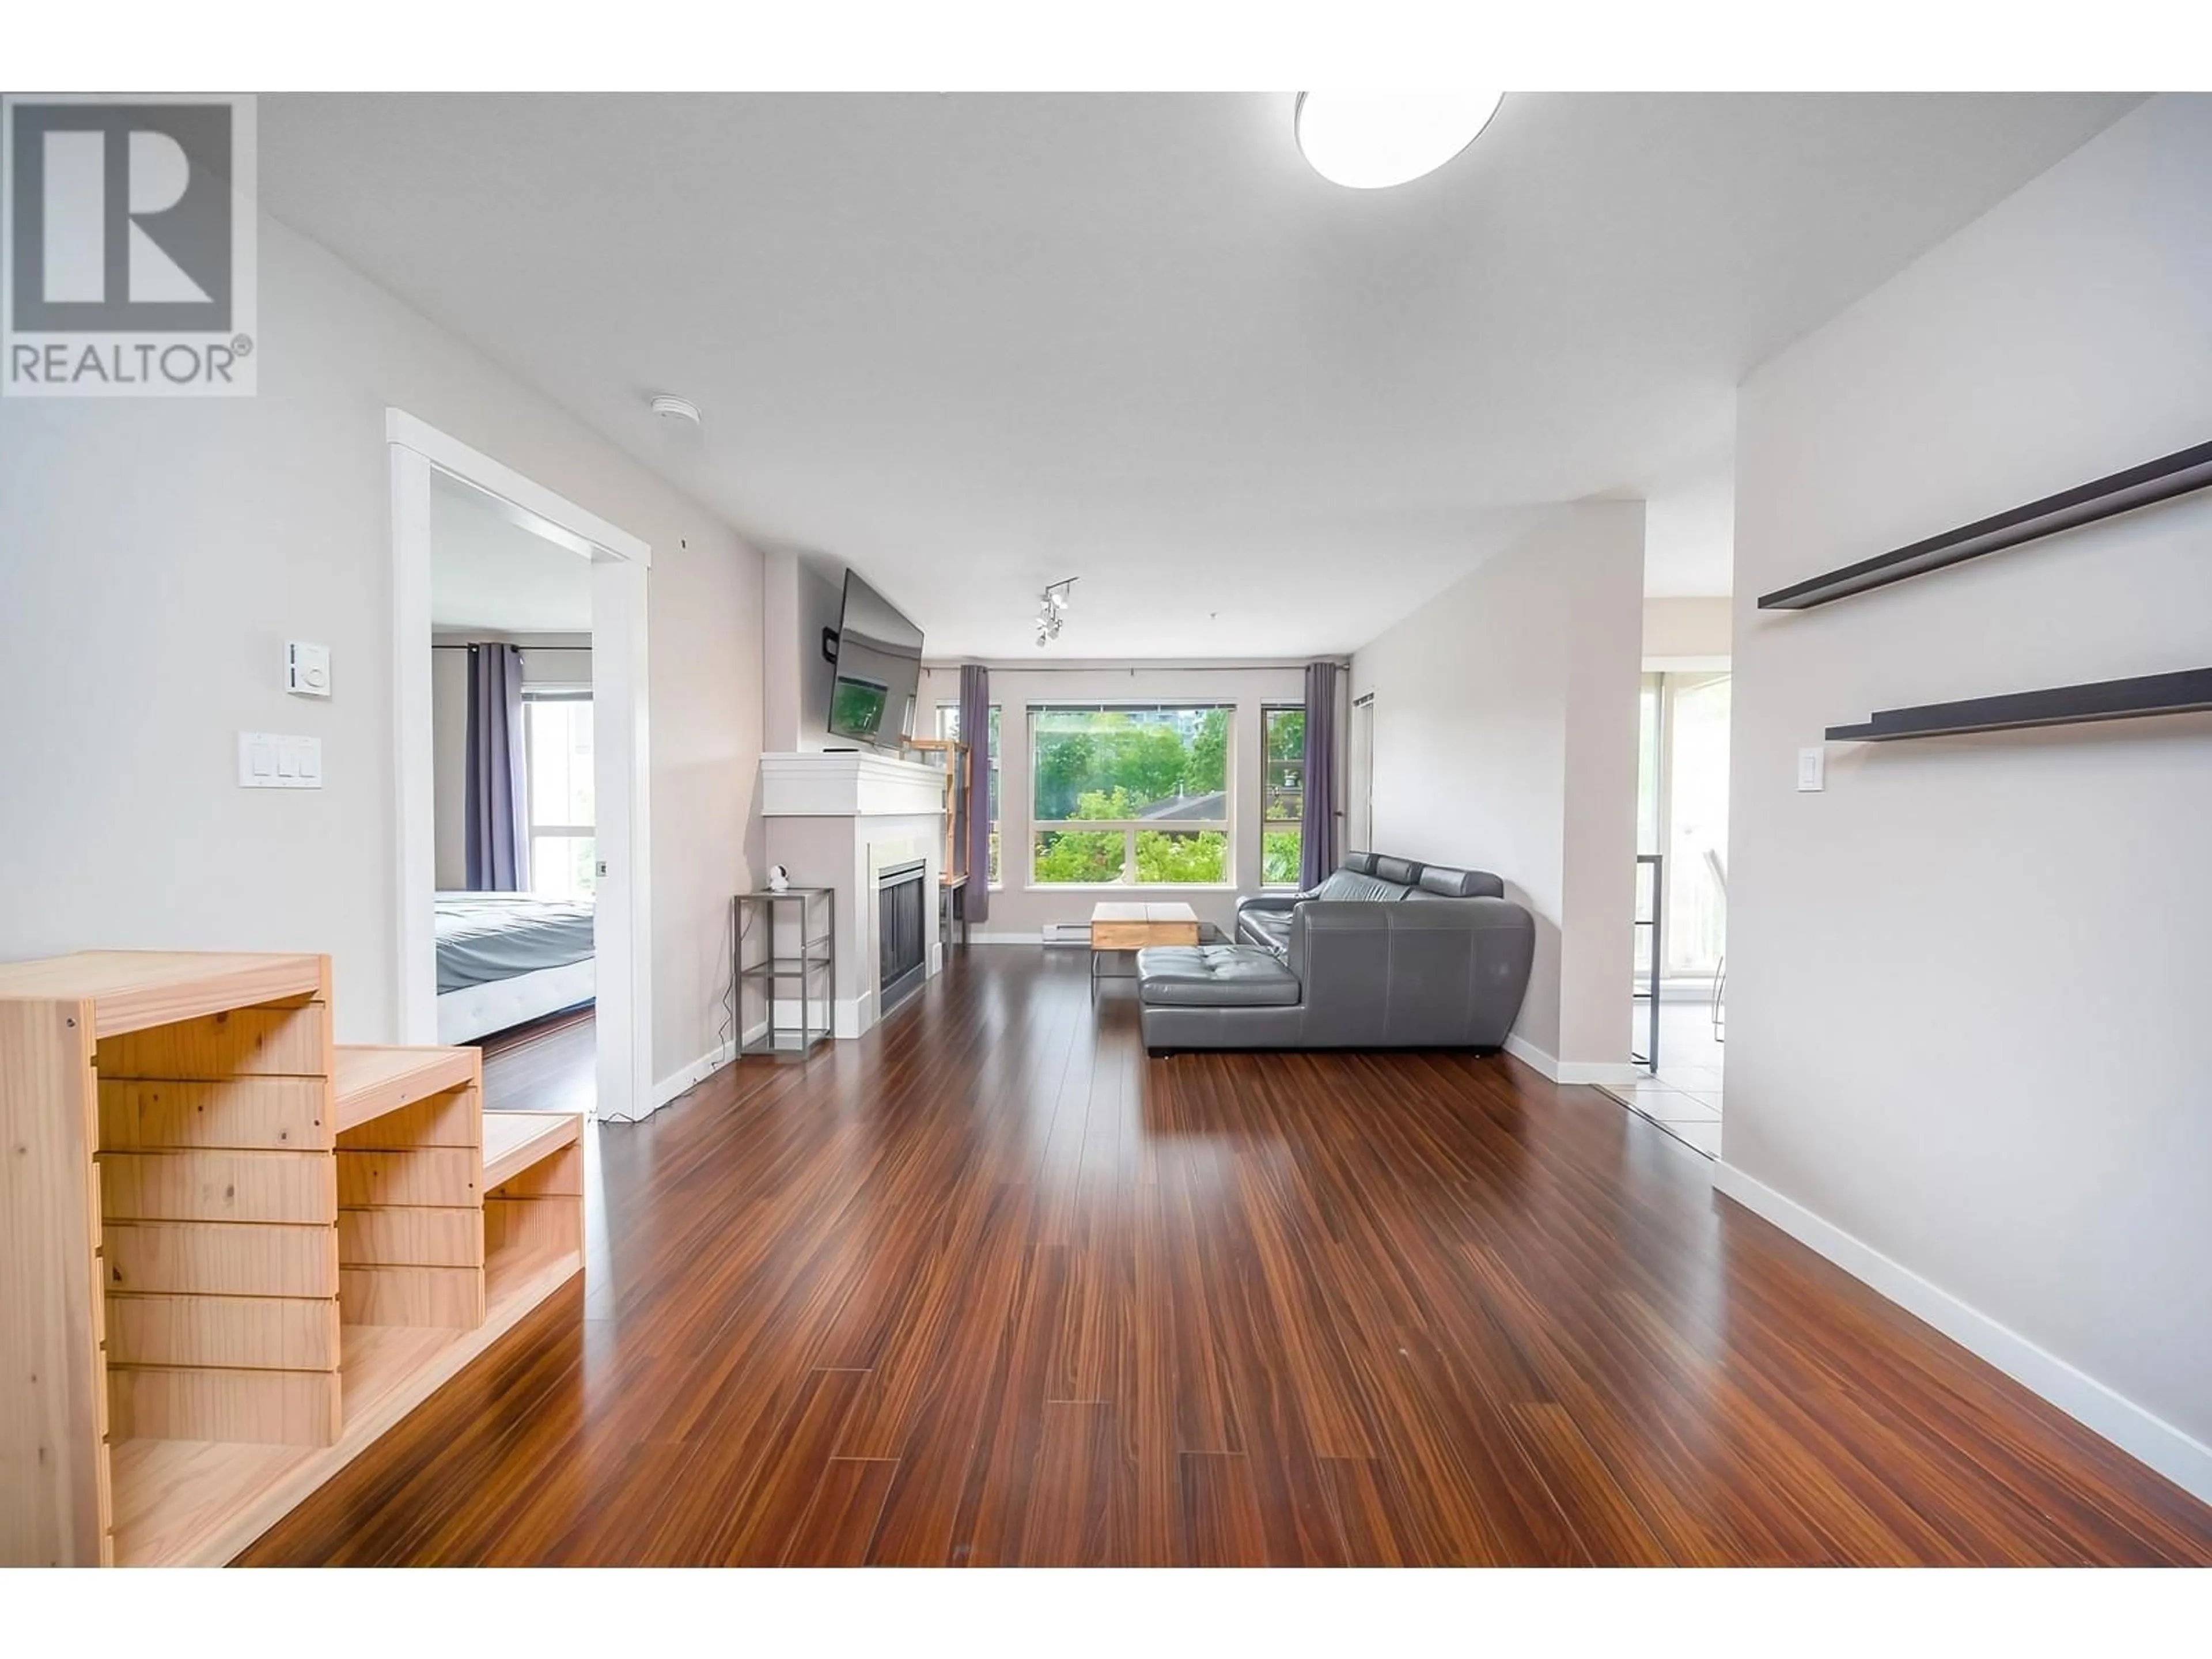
[1294,91,1505,190]
[649,393,702,425]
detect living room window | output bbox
[1261,704,1305,887]
[522,690,594,900]
[935,703,1002,886]
[1028,704,1232,885]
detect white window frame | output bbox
[1260,703,1306,889]
[934,701,1003,889]
[522,688,594,898]
[1025,703,1236,889]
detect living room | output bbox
[3,26,2209,1646]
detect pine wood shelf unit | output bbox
[1757,437,2212,611]
[1824,665,2212,742]
[904,735,971,884]
[0,951,583,1567]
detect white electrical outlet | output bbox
[238,733,324,789]
[1797,747,1826,792]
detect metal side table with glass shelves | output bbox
[735,887,835,1058]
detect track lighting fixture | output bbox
[1035,577,1078,647]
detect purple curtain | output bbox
[1300,660,1342,890]
[464,643,529,891]
[958,664,991,923]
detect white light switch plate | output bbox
[1797,746,1826,792]
[239,732,323,788]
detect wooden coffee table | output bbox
[1089,901,1199,996]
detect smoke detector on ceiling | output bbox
[649,393,702,426]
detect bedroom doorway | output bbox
[388,411,654,1123]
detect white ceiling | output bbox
[429,470,593,632]
[263,92,2136,656]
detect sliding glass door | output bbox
[1664,674,1729,977]
[1635,671,1730,983]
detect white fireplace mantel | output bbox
[759,750,946,819]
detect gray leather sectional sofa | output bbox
[1135,851,1535,1054]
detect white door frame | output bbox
[386,409,654,1123]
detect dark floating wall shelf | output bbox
[1759,437,2212,610]
[1827,667,2212,743]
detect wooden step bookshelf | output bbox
[0,951,583,1567]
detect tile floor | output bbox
[1604,993,1724,1158]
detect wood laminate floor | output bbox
[476,1004,596,1115]
[243,950,2212,1566]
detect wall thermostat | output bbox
[287,641,332,698]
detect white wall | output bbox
[795,563,845,748]
[914,661,1313,940]
[1350,503,1645,1074]
[1643,597,1732,661]
[1726,94,2212,1493]
[1643,452,1737,599]
[762,550,846,753]
[0,209,766,1084]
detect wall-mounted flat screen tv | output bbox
[826,571,923,748]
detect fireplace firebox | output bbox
[878,859,928,1014]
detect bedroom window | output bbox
[524,692,595,901]
[1029,704,1232,885]
[935,703,1001,885]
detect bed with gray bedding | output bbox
[434,893,596,993]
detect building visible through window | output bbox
[1029,704,1232,885]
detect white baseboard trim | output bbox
[1559,1060,1645,1086]
[648,1036,739,1112]
[1713,1160,2212,1509]
[1502,1032,1558,1078]
[1502,1032,1641,1088]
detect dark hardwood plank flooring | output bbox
[241,950,2212,1566]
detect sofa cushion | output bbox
[1340,851,1380,876]
[1306,868,1407,903]
[1412,865,1506,899]
[1372,855,1424,888]
[1137,945,1302,1007]
[1238,907,1293,955]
